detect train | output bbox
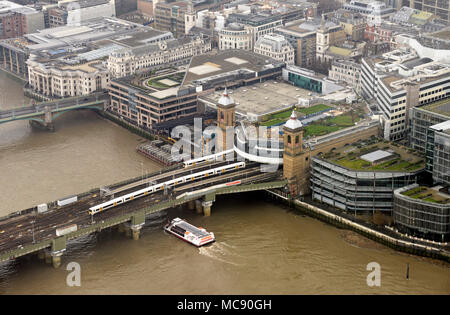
[88,161,246,215]
[182,149,235,168]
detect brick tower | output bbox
[217,87,236,151]
[283,110,305,196]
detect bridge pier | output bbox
[118,223,126,234]
[44,250,52,264]
[202,201,213,217]
[29,120,54,131]
[37,249,45,260]
[202,192,216,217]
[47,236,66,268]
[51,251,64,269]
[129,213,145,240]
[131,224,143,240]
[125,227,132,238]
[188,200,195,211]
[195,200,203,214]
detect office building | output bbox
[0,1,44,39]
[253,34,294,65]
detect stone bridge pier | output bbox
[29,106,54,131]
[188,192,216,217]
[120,213,146,240]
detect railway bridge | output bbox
[0,93,107,130]
[0,88,382,269]
[0,158,287,268]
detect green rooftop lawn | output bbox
[304,124,341,137]
[326,146,425,172]
[402,186,449,204]
[146,79,169,89]
[261,104,333,126]
[297,104,332,116]
[303,112,360,137]
[332,156,424,172]
[261,118,285,126]
[144,72,184,90]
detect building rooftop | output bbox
[380,61,450,93]
[60,60,104,73]
[0,0,23,13]
[320,139,425,172]
[400,186,450,205]
[182,49,284,87]
[420,99,450,118]
[111,69,192,100]
[367,49,450,93]
[360,150,394,163]
[328,46,352,57]
[228,12,282,26]
[58,0,110,9]
[1,17,154,53]
[200,80,315,118]
[110,29,173,48]
[430,120,450,134]
[255,34,292,52]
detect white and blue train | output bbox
[89,161,245,215]
[182,149,235,168]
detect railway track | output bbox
[0,162,274,254]
[108,160,238,196]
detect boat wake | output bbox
[198,242,244,266]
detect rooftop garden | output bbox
[304,110,364,138]
[144,71,185,90]
[260,104,333,127]
[402,186,450,204]
[320,137,426,172]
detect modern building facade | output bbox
[426,120,450,185]
[108,76,198,129]
[394,184,450,242]
[409,100,450,154]
[154,1,189,38]
[311,144,425,213]
[361,48,450,141]
[282,65,344,95]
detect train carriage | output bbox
[89,161,246,215]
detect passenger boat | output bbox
[164,218,215,247]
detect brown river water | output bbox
[0,71,448,294]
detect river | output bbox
[0,71,448,294]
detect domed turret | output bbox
[218,87,234,107]
[284,110,303,130]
